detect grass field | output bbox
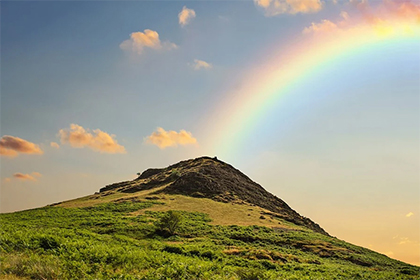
[1,193,419,280]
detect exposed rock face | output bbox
[99,156,328,236]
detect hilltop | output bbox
[98,156,327,235]
[0,156,418,279]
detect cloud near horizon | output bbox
[179,6,196,26]
[13,172,42,182]
[120,29,177,55]
[254,0,323,16]
[58,124,126,154]
[192,59,212,70]
[145,127,197,149]
[406,212,414,218]
[0,135,43,158]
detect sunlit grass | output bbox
[0,199,418,279]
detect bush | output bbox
[157,211,183,236]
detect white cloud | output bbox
[179,6,196,26]
[191,59,212,70]
[120,29,177,55]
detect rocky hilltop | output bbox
[100,156,328,235]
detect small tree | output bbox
[158,210,182,236]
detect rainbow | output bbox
[205,16,420,159]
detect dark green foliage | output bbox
[0,202,418,280]
[157,210,183,235]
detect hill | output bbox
[99,156,327,235]
[0,156,418,279]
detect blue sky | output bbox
[1,0,419,265]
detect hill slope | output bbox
[99,156,327,235]
[1,156,419,280]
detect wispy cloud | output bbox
[50,142,60,149]
[254,0,323,16]
[303,19,338,34]
[393,235,420,246]
[13,172,42,182]
[58,124,126,154]
[120,29,177,55]
[179,6,196,26]
[191,59,212,70]
[406,212,414,218]
[145,127,197,149]
[0,135,43,158]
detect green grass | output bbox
[1,200,418,280]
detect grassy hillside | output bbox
[1,191,419,280]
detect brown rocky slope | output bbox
[99,156,328,235]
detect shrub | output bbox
[157,211,183,236]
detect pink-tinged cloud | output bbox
[145,127,197,149]
[58,124,126,154]
[0,136,43,158]
[254,0,323,16]
[120,29,177,55]
[179,6,196,26]
[391,1,420,21]
[303,19,338,34]
[303,1,420,36]
[13,172,42,181]
[50,142,60,149]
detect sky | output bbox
[1,0,419,266]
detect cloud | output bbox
[340,11,350,21]
[58,124,126,154]
[393,235,420,246]
[406,212,414,218]
[303,19,338,34]
[120,29,177,55]
[13,172,42,181]
[398,237,412,245]
[145,127,197,149]
[179,6,196,26]
[0,136,43,158]
[254,0,323,16]
[192,59,212,70]
[390,1,420,21]
[302,1,420,36]
[50,142,60,149]
[349,0,369,10]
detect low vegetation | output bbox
[1,199,418,280]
